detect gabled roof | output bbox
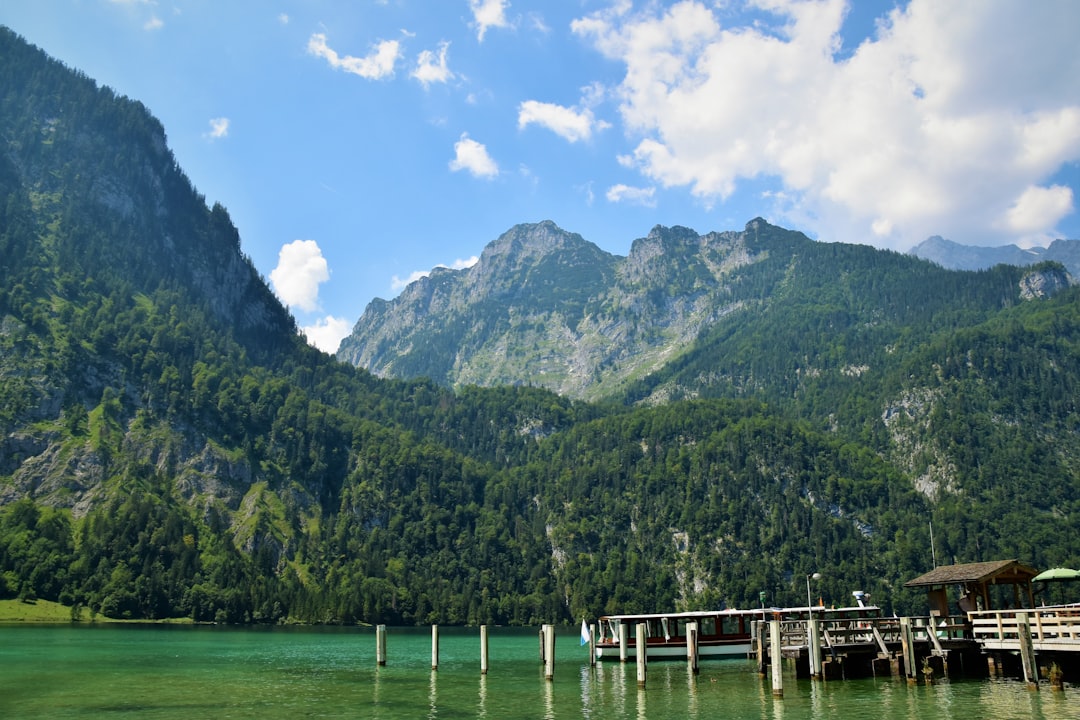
[904,559,1038,588]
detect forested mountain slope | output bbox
[2,27,1078,625]
[339,216,1074,409]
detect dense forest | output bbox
[1,26,1078,626]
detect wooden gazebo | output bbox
[904,559,1038,616]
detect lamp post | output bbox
[806,572,822,614]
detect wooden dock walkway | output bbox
[756,605,1080,687]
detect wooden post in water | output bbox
[376,624,387,666]
[807,617,822,680]
[635,622,648,688]
[431,624,439,670]
[899,617,917,683]
[619,623,629,663]
[480,625,489,675]
[589,623,597,668]
[1016,613,1038,691]
[687,621,700,675]
[769,618,783,698]
[543,624,556,681]
[755,620,767,676]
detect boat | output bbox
[593,599,882,661]
[593,608,762,661]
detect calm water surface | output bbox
[0,624,1075,719]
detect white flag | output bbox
[580,619,589,646]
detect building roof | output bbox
[904,559,1038,588]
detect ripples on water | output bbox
[0,624,1074,719]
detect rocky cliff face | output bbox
[338,219,772,399]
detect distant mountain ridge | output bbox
[338,219,1072,401]
[338,219,780,399]
[910,235,1080,276]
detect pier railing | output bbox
[775,613,973,658]
[969,605,1080,652]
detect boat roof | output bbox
[598,605,879,622]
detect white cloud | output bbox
[391,256,479,292]
[143,16,163,31]
[606,183,656,207]
[470,0,511,42]
[270,239,330,312]
[278,13,289,25]
[1004,185,1074,236]
[449,133,499,178]
[204,117,229,140]
[412,42,454,88]
[573,0,1080,249]
[518,100,608,143]
[302,316,352,354]
[307,33,400,80]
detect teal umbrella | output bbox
[1033,567,1080,582]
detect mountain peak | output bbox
[479,221,591,265]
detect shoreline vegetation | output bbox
[0,598,196,624]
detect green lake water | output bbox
[0,624,1075,719]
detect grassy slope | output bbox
[0,599,196,623]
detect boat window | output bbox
[699,617,716,636]
[721,615,743,635]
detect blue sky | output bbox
[3,1,1079,353]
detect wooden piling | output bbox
[807,617,822,680]
[899,617,917,683]
[636,622,648,688]
[769,618,783,698]
[822,658,844,681]
[543,624,556,681]
[687,621,700,675]
[1016,613,1038,691]
[755,620,767,676]
[431,624,439,670]
[589,623,597,668]
[480,625,489,675]
[376,624,387,666]
[619,623,629,663]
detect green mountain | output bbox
[2,26,1079,626]
[338,219,1074,408]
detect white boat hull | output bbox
[594,640,752,661]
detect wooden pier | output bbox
[755,612,982,683]
[755,605,1080,687]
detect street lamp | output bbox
[806,572,822,614]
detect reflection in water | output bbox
[1,626,1077,719]
[772,692,785,720]
[686,668,698,718]
[579,665,594,716]
[809,676,824,719]
[428,669,437,720]
[372,665,381,715]
[477,674,487,718]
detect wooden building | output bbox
[904,559,1037,616]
